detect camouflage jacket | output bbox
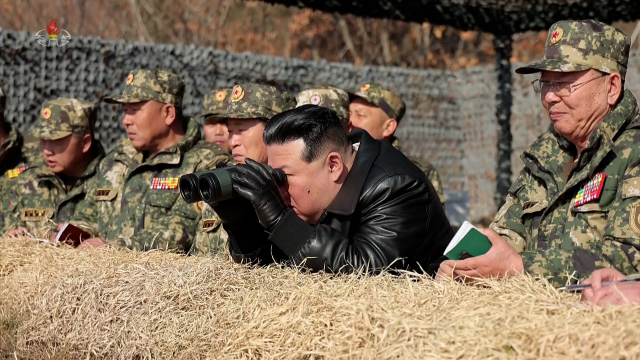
[70,118,232,252]
[191,202,229,256]
[0,125,42,228]
[0,124,40,177]
[392,137,445,205]
[3,145,105,235]
[491,90,640,286]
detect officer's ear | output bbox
[606,72,623,106]
[81,133,92,154]
[381,118,398,140]
[162,104,177,127]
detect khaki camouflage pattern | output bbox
[352,82,406,121]
[203,88,232,119]
[104,69,184,106]
[516,20,630,79]
[191,202,229,255]
[491,90,640,287]
[69,118,232,252]
[0,124,43,229]
[2,144,105,235]
[392,138,445,205]
[35,98,96,140]
[296,86,350,127]
[226,83,295,120]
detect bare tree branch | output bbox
[128,0,153,42]
[380,19,392,65]
[336,15,360,65]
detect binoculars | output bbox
[179,164,286,204]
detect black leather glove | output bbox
[230,158,289,231]
[209,195,257,226]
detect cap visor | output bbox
[103,95,147,104]
[202,112,228,119]
[515,58,592,74]
[349,92,376,106]
[225,111,271,121]
[35,131,72,141]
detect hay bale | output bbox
[1,238,639,359]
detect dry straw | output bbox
[1,238,640,359]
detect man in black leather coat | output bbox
[214,105,453,275]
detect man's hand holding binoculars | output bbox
[230,159,289,231]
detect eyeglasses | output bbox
[531,74,607,97]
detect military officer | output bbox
[192,83,295,255]
[4,98,105,236]
[349,83,446,205]
[68,69,232,251]
[202,88,232,152]
[438,20,640,287]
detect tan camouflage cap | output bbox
[351,83,406,121]
[203,88,232,120]
[36,98,97,140]
[226,83,295,121]
[516,20,630,79]
[104,69,185,107]
[296,86,350,125]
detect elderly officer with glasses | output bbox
[438,19,640,287]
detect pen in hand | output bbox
[558,274,640,291]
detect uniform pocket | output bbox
[144,190,180,228]
[571,202,608,240]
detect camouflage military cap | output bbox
[516,20,631,79]
[104,69,184,107]
[36,98,97,140]
[296,86,350,125]
[351,83,406,121]
[226,83,295,121]
[203,88,232,120]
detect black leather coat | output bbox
[225,130,454,275]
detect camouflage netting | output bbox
[258,0,640,34]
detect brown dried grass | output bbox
[1,238,639,360]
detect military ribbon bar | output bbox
[150,177,179,190]
[7,166,28,179]
[574,172,606,207]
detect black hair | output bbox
[264,105,351,163]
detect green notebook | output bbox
[444,221,492,260]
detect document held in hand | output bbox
[444,221,492,260]
[56,223,92,247]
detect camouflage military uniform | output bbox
[491,20,639,286]
[192,83,295,255]
[351,82,446,205]
[69,69,232,252]
[296,86,350,128]
[3,98,105,235]
[0,86,43,228]
[391,137,445,205]
[0,86,41,179]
